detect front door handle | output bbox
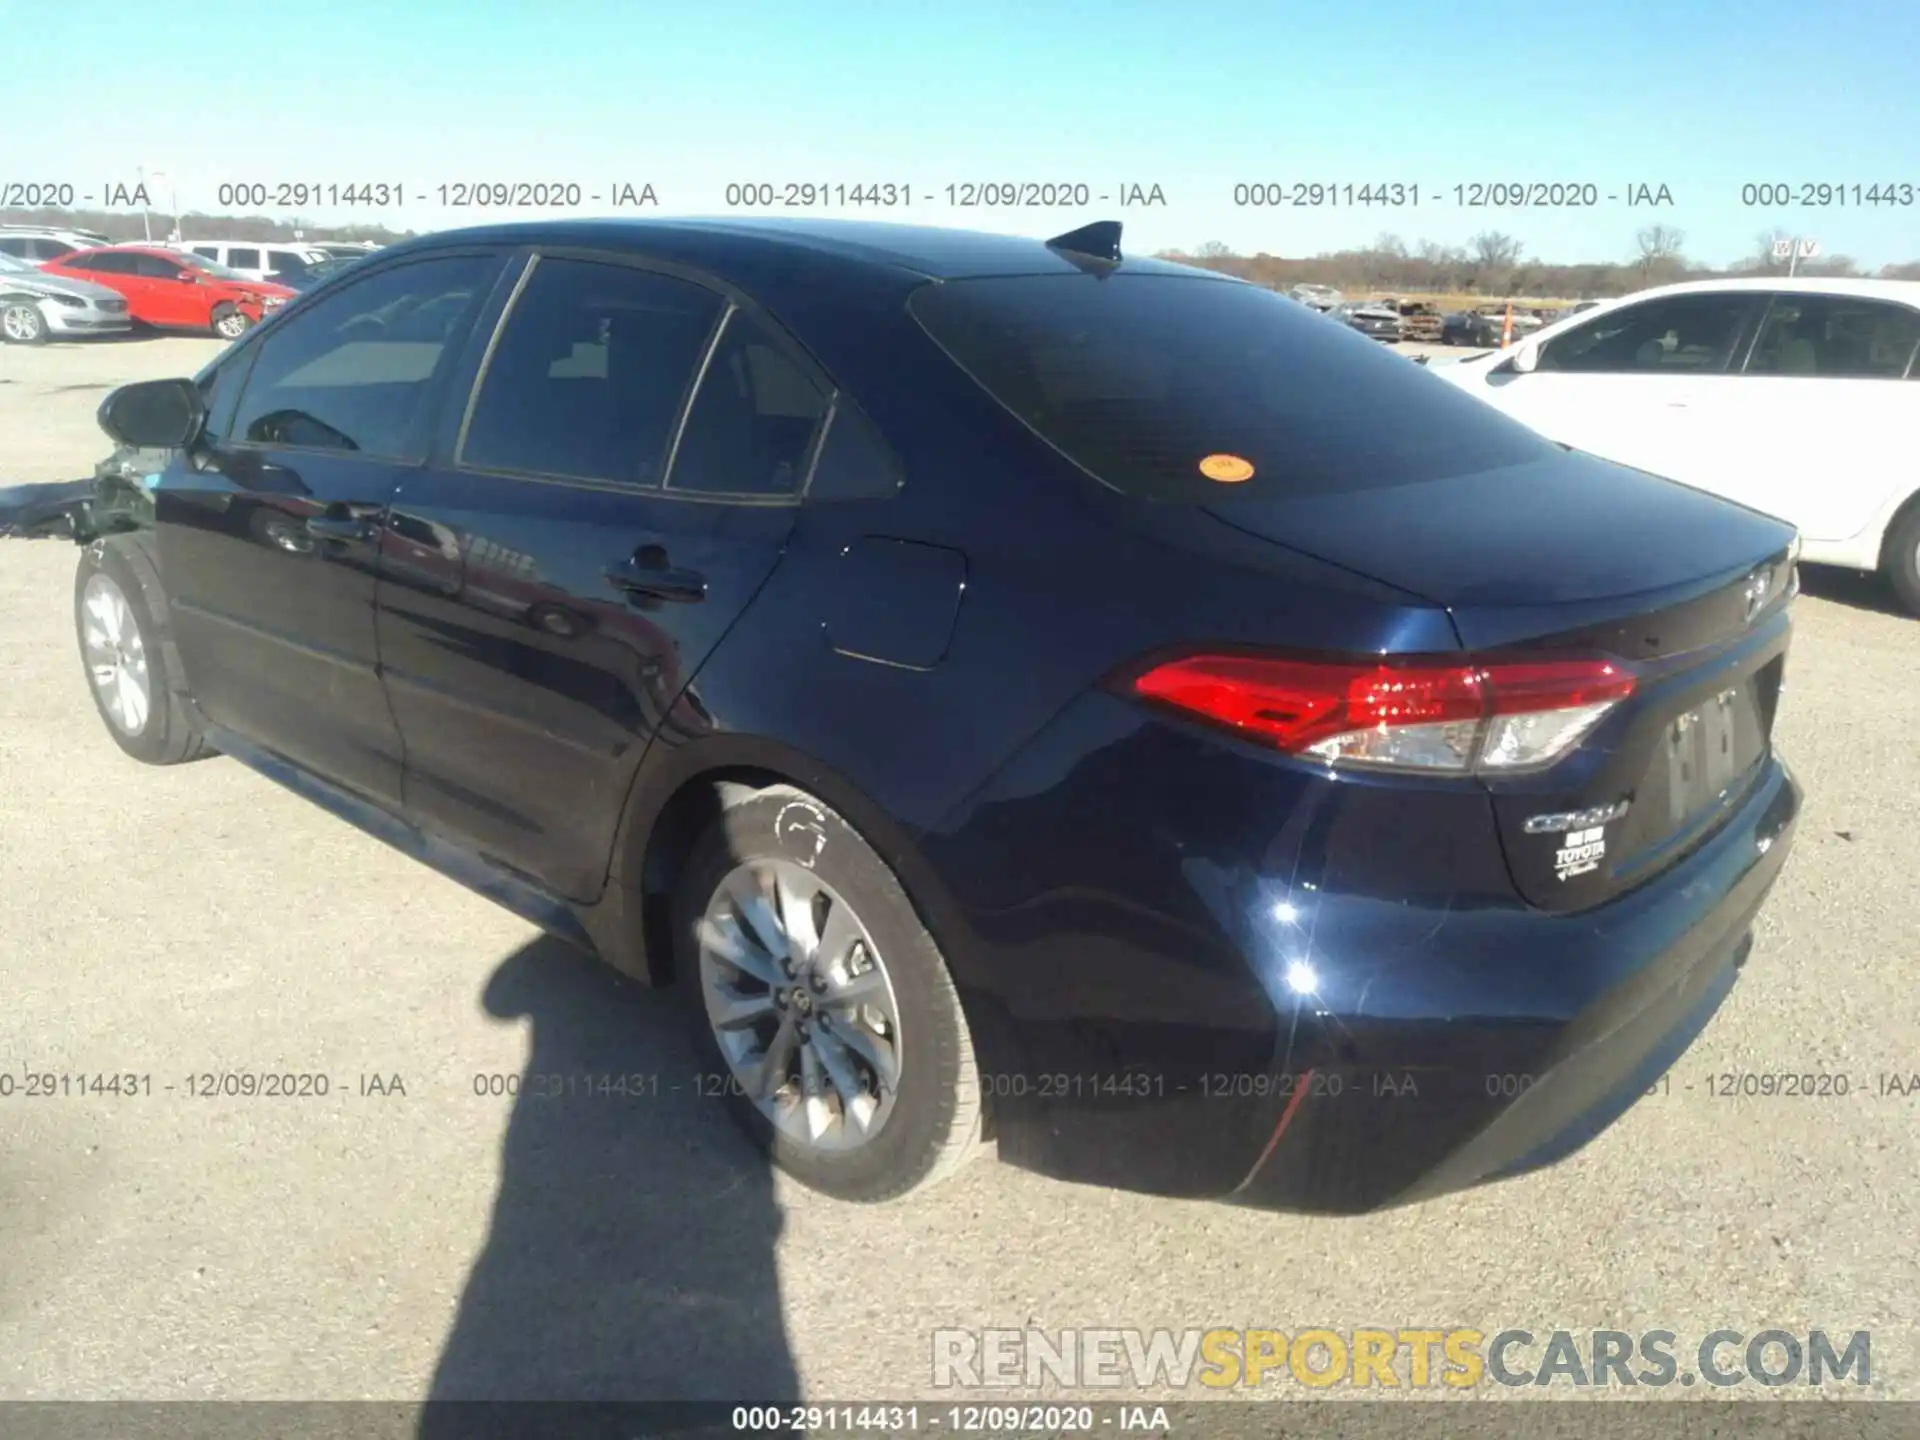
[606,545,707,604]
[307,514,376,543]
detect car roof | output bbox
[0,228,100,241]
[389,216,1225,285]
[1621,275,1920,307]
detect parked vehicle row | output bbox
[0,225,379,342]
[1325,299,1405,341]
[171,239,380,283]
[0,217,1803,1217]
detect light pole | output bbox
[148,170,179,242]
[136,165,152,242]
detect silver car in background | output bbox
[0,252,133,344]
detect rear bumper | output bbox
[1239,756,1797,1212]
[936,701,1801,1213]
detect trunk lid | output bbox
[1203,450,1798,910]
[1200,449,1793,648]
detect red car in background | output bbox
[38,246,293,339]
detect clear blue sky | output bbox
[12,0,1919,267]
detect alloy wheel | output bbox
[2,304,44,342]
[80,572,152,737]
[697,858,904,1152]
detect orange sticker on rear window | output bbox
[1198,453,1255,483]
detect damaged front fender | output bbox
[0,446,170,543]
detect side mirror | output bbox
[178,270,201,282]
[1508,342,1540,374]
[97,377,205,450]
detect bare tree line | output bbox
[9,206,1919,296]
[1168,228,1920,298]
[0,206,417,246]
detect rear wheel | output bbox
[672,787,982,1202]
[1,299,48,345]
[1883,499,1920,616]
[210,304,253,340]
[74,544,212,765]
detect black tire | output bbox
[1,298,49,345]
[73,543,213,766]
[1881,498,1920,617]
[210,304,253,340]
[671,786,982,1202]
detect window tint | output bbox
[1743,294,1920,379]
[0,238,24,258]
[83,253,135,274]
[668,311,830,496]
[230,254,496,461]
[228,247,261,270]
[1537,293,1756,374]
[36,239,76,260]
[133,253,182,279]
[461,257,722,485]
[197,348,256,444]
[910,274,1550,499]
[804,399,903,501]
[266,251,308,276]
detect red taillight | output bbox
[1130,653,1636,774]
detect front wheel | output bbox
[672,787,982,1202]
[1882,500,1920,616]
[74,544,213,765]
[210,304,253,340]
[1,299,48,345]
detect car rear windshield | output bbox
[908,273,1552,499]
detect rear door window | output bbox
[1742,294,1920,379]
[667,311,830,497]
[459,257,724,486]
[909,273,1550,499]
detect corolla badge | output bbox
[1522,800,1631,836]
[1742,569,1772,622]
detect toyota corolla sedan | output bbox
[13,217,1801,1214]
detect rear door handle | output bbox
[606,546,707,604]
[307,514,376,543]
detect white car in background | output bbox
[1427,277,1920,613]
[167,240,331,283]
[0,225,115,262]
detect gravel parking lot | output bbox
[2,335,1916,1408]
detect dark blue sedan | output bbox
[52,216,1800,1213]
